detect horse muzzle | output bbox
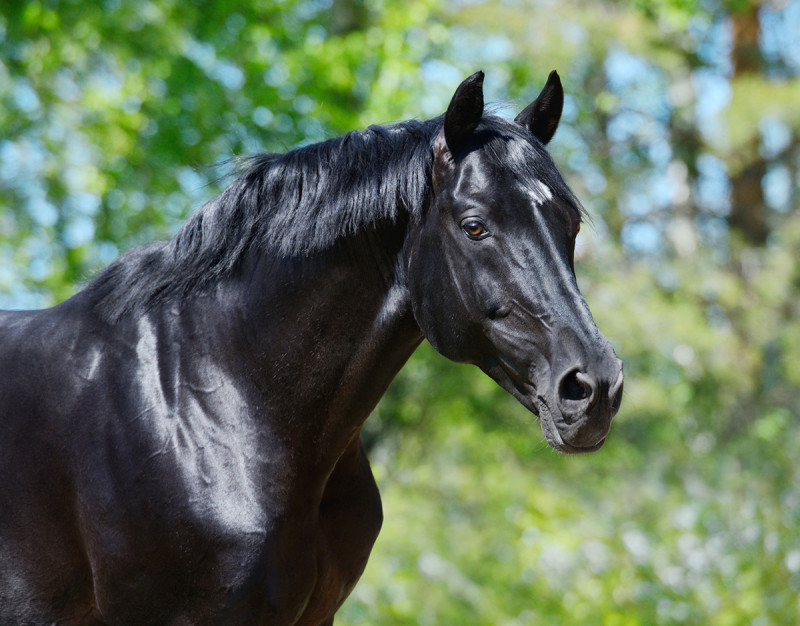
[536,361,624,453]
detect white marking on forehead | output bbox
[528,179,554,204]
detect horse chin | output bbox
[533,396,606,455]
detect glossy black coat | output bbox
[0,71,622,624]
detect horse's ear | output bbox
[515,70,563,145]
[443,71,485,156]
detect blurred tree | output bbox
[729,3,768,245]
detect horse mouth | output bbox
[534,396,607,455]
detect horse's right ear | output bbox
[443,71,485,156]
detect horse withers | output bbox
[0,71,622,624]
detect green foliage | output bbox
[2,0,799,623]
[726,75,800,170]
[342,419,800,624]
[0,0,445,305]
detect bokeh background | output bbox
[2,0,800,622]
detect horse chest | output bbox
[294,439,384,624]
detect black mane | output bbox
[88,114,582,322]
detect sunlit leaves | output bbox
[0,0,448,306]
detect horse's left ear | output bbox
[515,70,564,145]
[443,71,485,156]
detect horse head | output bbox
[407,71,623,453]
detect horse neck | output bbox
[217,221,423,461]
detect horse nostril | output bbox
[559,370,596,404]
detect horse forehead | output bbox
[450,157,496,198]
[523,178,555,206]
[452,137,554,202]
[451,157,555,218]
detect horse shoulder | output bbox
[64,307,323,621]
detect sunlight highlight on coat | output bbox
[528,180,554,204]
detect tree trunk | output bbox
[728,4,768,247]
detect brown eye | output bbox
[461,218,490,240]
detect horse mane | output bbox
[88,113,583,322]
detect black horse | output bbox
[0,71,622,624]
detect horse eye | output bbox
[461,218,489,240]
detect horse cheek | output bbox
[407,249,468,362]
[472,269,507,321]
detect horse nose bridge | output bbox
[549,322,611,374]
